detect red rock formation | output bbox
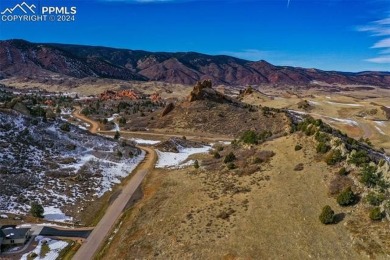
[149,93,161,102]
[99,90,140,101]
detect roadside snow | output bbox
[94,150,146,197]
[43,206,73,223]
[21,237,68,260]
[156,146,211,168]
[130,138,160,145]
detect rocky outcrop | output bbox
[149,93,162,103]
[99,90,140,101]
[161,103,175,117]
[187,80,237,104]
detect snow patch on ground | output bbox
[156,146,211,168]
[94,150,146,197]
[21,237,68,260]
[107,114,119,122]
[375,126,385,135]
[327,117,358,126]
[308,100,320,105]
[374,121,387,127]
[0,112,144,219]
[43,206,73,223]
[326,101,362,107]
[130,138,160,145]
[374,121,386,135]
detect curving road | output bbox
[72,110,157,260]
[72,107,233,142]
[72,107,100,134]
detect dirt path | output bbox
[72,107,100,134]
[101,130,234,142]
[72,107,233,142]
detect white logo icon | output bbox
[1,2,36,15]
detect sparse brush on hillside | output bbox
[319,205,335,224]
[337,187,357,206]
[369,207,385,221]
[294,144,302,151]
[338,167,348,176]
[365,192,385,206]
[349,150,370,167]
[325,149,344,166]
[224,152,236,163]
[240,130,272,145]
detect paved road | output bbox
[73,110,158,259]
[72,143,157,259]
[40,227,92,239]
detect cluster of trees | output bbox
[240,130,272,145]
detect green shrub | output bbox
[253,157,263,164]
[194,160,200,169]
[360,165,379,187]
[118,117,126,125]
[227,162,236,170]
[338,167,348,176]
[240,130,272,145]
[379,159,385,167]
[213,152,221,159]
[325,150,344,165]
[30,202,44,218]
[316,142,330,154]
[337,187,356,206]
[348,150,370,167]
[60,123,70,132]
[224,152,236,163]
[216,146,224,152]
[365,192,385,206]
[319,205,335,224]
[294,144,302,151]
[240,130,258,144]
[315,132,330,143]
[369,207,384,221]
[305,125,316,136]
[114,131,120,140]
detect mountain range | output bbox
[1,39,390,87]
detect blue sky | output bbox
[0,0,389,72]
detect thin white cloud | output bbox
[376,17,390,25]
[220,49,272,61]
[358,14,390,64]
[372,38,390,48]
[366,56,390,64]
